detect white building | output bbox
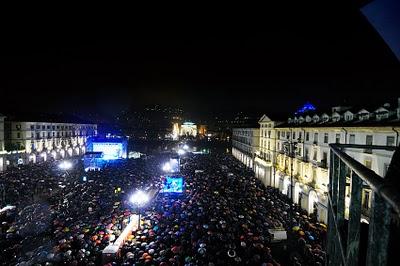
[250,99,400,224]
[232,127,260,169]
[0,114,5,172]
[3,115,97,168]
[180,122,197,137]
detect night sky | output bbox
[1,4,399,121]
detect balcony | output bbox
[318,160,328,169]
[326,143,399,266]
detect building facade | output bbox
[254,115,280,190]
[3,118,97,168]
[239,99,400,224]
[232,127,260,169]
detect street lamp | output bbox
[58,161,72,170]
[162,162,172,172]
[58,160,73,177]
[283,141,298,201]
[130,190,150,229]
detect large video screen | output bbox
[93,142,123,160]
[162,176,184,193]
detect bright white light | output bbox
[177,149,186,155]
[130,190,149,206]
[183,144,189,150]
[162,162,172,172]
[59,161,72,170]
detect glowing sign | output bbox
[162,176,184,193]
[93,142,123,160]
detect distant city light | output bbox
[59,161,72,170]
[130,190,149,206]
[183,144,189,150]
[177,149,186,155]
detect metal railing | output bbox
[327,144,399,266]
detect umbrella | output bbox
[292,226,300,232]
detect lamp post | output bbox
[130,190,149,229]
[284,141,297,201]
[58,160,73,177]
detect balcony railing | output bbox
[327,144,399,266]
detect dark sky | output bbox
[1,4,399,121]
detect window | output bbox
[57,132,60,137]
[313,149,317,161]
[57,126,60,129]
[36,133,40,139]
[366,135,373,145]
[282,131,285,138]
[314,133,318,144]
[31,125,34,130]
[42,125,45,130]
[306,132,310,141]
[322,152,328,167]
[299,132,302,140]
[335,133,340,143]
[386,136,395,146]
[324,133,328,143]
[305,148,309,161]
[31,133,34,138]
[52,125,55,130]
[363,191,370,210]
[47,132,51,138]
[277,131,280,139]
[53,132,55,137]
[47,125,50,129]
[286,132,290,139]
[268,130,271,138]
[292,132,295,139]
[349,134,355,144]
[36,125,40,129]
[364,160,372,169]
[365,135,373,153]
[17,132,21,138]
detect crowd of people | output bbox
[0,150,326,265]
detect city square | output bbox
[0,143,328,265]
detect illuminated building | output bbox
[172,122,180,140]
[231,128,260,169]
[236,99,400,224]
[180,122,197,137]
[3,114,97,167]
[197,125,207,138]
